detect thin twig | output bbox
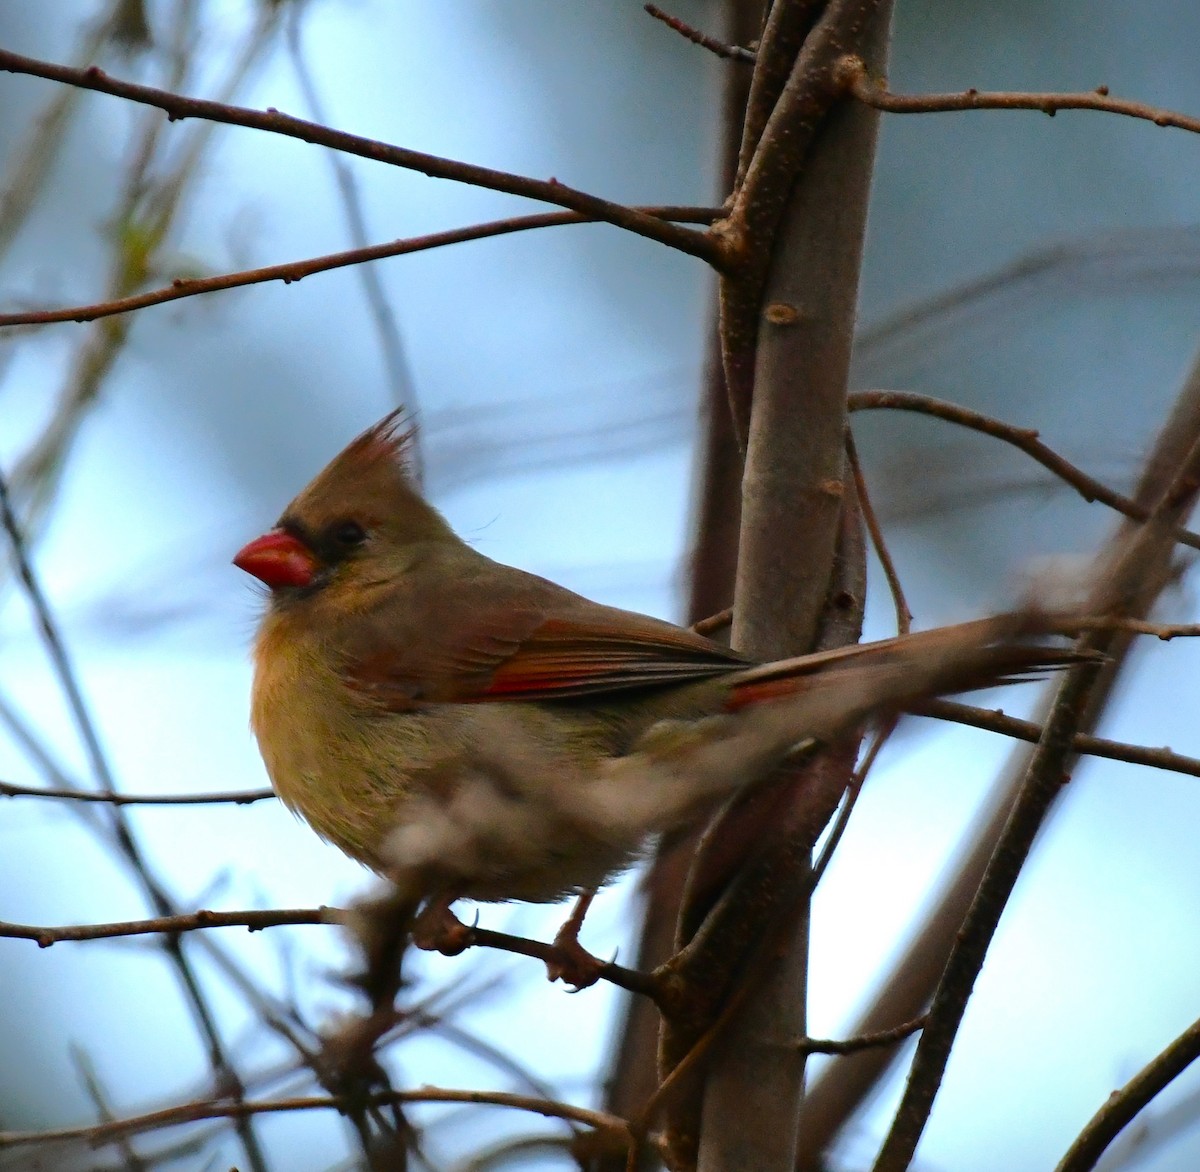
[0,905,658,996]
[72,1044,149,1172]
[0,779,275,804]
[846,428,912,633]
[0,207,719,328]
[1055,1011,1200,1172]
[0,46,720,263]
[837,54,1200,137]
[847,389,1200,553]
[0,1088,632,1153]
[811,719,896,885]
[691,605,733,637]
[1071,617,1200,640]
[797,1015,926,1056]
[434,922,661,1001]
[644,4,757,63]
[0,906,343,946]
[0,9,120,261]
[913,698,1200,780]
[0,470,117,794]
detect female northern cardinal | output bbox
[234,411,1069,919]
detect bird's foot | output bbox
[546,934,605,990]
[545,889,601,990]
[412,899,472,956]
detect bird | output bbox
[234,410,1074,954]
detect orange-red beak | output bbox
[233,530,317,589]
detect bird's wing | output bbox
[340,574,746,708]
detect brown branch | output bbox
[811,718,896,885]
[599,12,763,1156]
[0,1087,632,1153]
[797,1015,926,1056]
[0,47,720,263]
[0,779,275,805]
[848,389,1200,553]
[644,4,757,63]
[455,924,661,1001]
[1055,1011,1200,1172]
[691,606,733,637]
[0,905,658,998]
[734,1,825,186]
[0,206,719,328]
[837,54,1200,137]
[913,698,1200,780]
[1071,617,1200,640]
[689,11,890,1157]
[872,356,1200,1170]
[0,470,116,798]
[0,907,342,946]
[846,428,912,633]
[719,0,887,440]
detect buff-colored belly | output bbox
[249,621,638,901]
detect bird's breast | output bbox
[250,612,429,867]
[248,611,664,901]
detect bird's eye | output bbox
[332,520,367,548]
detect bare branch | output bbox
[0,207,719,328]
[1,457,272,1172]
[797,1015,926,1056]
[0,47,720,262]
[691,606,733,636]
[1055,1011,1200,1172]
[0,779,275,805]
[848,389,1200,552]
[720,0,888,438]
[0,469,117,794]
[811,719,896,885]
[0,1088,633,1154]
[0,906,342,946]
[644,4,757,63]
[838,54,1200,137]
[447,923,661,1001]
[872,351,1200,1171]
[735,1,825,186]
[846,428,912,634]
[913,699,1200,780]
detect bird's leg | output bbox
[411,893,472,956]
[546,888,603,989]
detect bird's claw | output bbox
[412,900,472,956]
[546,927,605,991]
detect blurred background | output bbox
[3,1,1200,1168]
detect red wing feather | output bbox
[344,602,746,709]
[476,617,745,699]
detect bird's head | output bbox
[233,409,455,602]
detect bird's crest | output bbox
[282,408,453,546]
[339,408,418,479]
